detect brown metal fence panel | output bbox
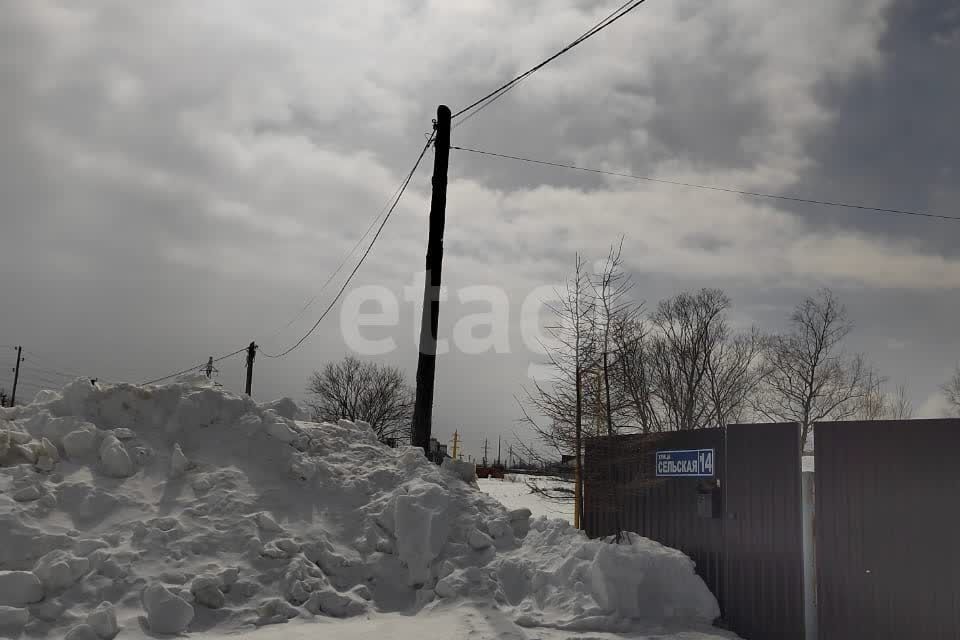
[584,429,727,611]
[815,419,960,640]
[724,422,805,640]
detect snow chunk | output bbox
[74,539,109,557]
[64,623,99,640]
[33,550,90,593]
[86,601,119,639]
[1,428,33,445]
[170,442,190,477]
[142,583,194,634]
[63,426,99,459]
[392,482,450,586]
[259,398,308,421]
[109,428,135,440]
[0,606,30,635]
[255,598,300,625]
[441,458,477,483]
[98,436,134,478]
[265,419,299,443]
[468,529,494,551]
[218,567,239,588]
[0,571,43,605]
[38,437,59,461]
[32,598,67,622]
[304,588,368,618]
[13,485,43,502]
[252,511,283,533]
[191,575,225,609]
[263,538,301,559]
[505,507,530,523]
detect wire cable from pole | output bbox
[260,135,435,360]
[451,0,648,123]
[21,350,87,378]
[21,364,79,380]
[264,177,413,341]
[140,347,248,386]
[452,145,959,222]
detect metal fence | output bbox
[814,419,960,639]
[584,423,806,640]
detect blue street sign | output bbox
[656,449,715,477]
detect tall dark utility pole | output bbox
[10,346,23,406]
[411,105,451,451]
[245,342,256,396]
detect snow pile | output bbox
[0,376,719,637]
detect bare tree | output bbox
[589,239,641,436]
[889,383,914,420]
[944,365,960,417]
[306,356,413,442]
[853,369,889,420]
[648,288,731,431]
[613,317,662,433]
[703,327,768,428]
[855,378,914,420]
[754,288,874,449]
[518,254,595,527]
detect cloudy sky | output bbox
[2,1,958,458]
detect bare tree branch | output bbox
[306,356,413,442]
[943,365,960,417]
[753,288,877,449]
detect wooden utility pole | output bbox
[497,436,502,466]
[244,342,256,396]
[411,105,452,451]
[10,346,23,406]
[204,356,215,379]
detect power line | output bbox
[452,0,648,122]
[260,135,435,359]
[452,146,960,222]
[264,170,414,341]
[140,347,248,386]
[21,364,78,380]
[21,350,86,378]
[19,372,69,387]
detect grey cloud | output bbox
[2,0,959,453]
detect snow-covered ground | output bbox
[478,475,575,523]
[0,377,735,639]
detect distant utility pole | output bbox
[497,436,501,466]
[450,430,461,460]
[482,438,489,466]
[411,105,452,451]
[10,346,23,406]
[245,342,256,396]
[204,356,215,379]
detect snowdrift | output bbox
[0,377,719,637]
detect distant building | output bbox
[427,438,449,465]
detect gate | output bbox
[814,419,960,639]
[724,423,805,640]
[584,423,805,640]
